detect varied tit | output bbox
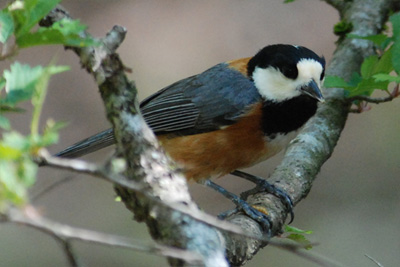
[56,44,325,230]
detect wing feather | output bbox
[140,62,261,135]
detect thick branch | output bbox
[222,0,398,265]
[41,7,227,267]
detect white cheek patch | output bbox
[252,67,301,101]
[296,59,323,88]
[252,58,324,102]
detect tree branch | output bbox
[221,0,399,265]
[1,206,203,265]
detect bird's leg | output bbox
[231,170,294,224]
[204,180,272,236]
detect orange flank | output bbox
[227,57,252,77]
[158,102,277,182]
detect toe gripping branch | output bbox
[232,170,294,224]
[205,170,293,236]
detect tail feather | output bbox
[56,128,115,158]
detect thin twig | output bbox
[348,84,399,104]
[31,176,75,202]
[55,237,82,267]
[365,254,384,267]
[3,206,203,265]
[348,94,396,104]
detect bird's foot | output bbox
[239,175,294,224]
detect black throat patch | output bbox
[261,95,318,136]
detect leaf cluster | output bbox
[324,12,400,98]
[0,0,98,48]
[0,0,97,209]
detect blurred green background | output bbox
[0,0,399,266]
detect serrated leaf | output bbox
[286,234,313,250]
[347,72,363,87]
[373,73,400,83]
[0,157,37,207]
[3,62,44,105]
[373,46,394,74]
[390,12,400,40]
[17,19,99,48]
[361,55,379,78]
[0,10,14,43]
[2,131,30,152]
[52,19,87,36]
[392,41,400,73]
[0,144,21,160]
[15,0,61,37]
[284,225,312,234]
[347,78,389,97]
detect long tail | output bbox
[56,128,115,158]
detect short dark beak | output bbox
[301,79,325,102]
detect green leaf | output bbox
[392,41,400,73]
[14,0,61,37]
[0,144,21,160]
[373,46,394,74]
[347,78,389,97]
[286,234,313,250]
[390,12,400,40]
[284,225,312,234]
[2,131,30,152]
[360,55,379,78]
[17,19,99,48]
[0,10,14,43]
[0,157,37,208]
[3,62,44,105]
[373,73,400,83]
[347,72,363,87]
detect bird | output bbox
[56,44,325,231]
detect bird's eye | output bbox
[320,70,325,81]
[281,65,298,79]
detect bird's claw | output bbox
[240,180,294,224]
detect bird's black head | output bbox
[247,44,325,102]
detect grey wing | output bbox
[141,63,261,135]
